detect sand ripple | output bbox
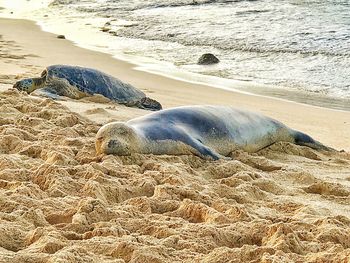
[0,89,350,262]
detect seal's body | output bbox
[96,106,332,160]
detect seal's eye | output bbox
[118,129,127,135]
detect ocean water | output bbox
[1,0,349,110]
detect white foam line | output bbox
[131,63,350,113]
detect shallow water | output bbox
[1,0,349,110]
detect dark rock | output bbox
[57,35,66,39]
[197,53,220,65]
[100,27,110,32]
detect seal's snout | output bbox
[108,139,119,148]
[106,138,131,155]
[96,136,130,156]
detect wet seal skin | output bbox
[95,105,334,160]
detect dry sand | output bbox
[0,18,350,262]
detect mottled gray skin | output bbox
[96,105,333,160]
[13,65,162,111]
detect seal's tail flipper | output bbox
[292,130,336,152]
[137,97,162,111]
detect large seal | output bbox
[95,105,333,160]
[13,65,162,111]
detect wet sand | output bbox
[0,18,350,262]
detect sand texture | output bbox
[0,18,350,262]
[1,89,350,262]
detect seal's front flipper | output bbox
[187,138,228,160]
[173,126,228,160]
[31,87,63,100]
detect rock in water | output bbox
[197,53,220,65]
[100,27,110,32]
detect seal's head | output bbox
[13,78,36,93]
[13,71,47,94]
[95,122,139,156]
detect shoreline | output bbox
[133,63,350,113]
[0,17,349,151]
[1,3,349,112]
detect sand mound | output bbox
[0,89,350,262]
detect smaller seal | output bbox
[95,105,334,160]
[13,65,162,111]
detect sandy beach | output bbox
[1,17,350,262]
